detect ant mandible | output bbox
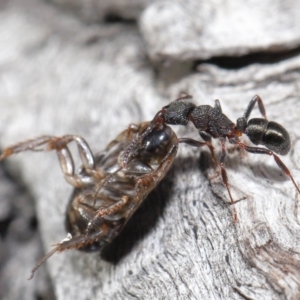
[123,95,300,221]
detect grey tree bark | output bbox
[0,0,300,299]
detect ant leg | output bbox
[0,135,98,188]
[199,132,218,168]
[174,94,193,101]
[217,138,238,221]
[215,97,268,120]
[179,136,220,178]
[178,137,216,160]
[243,95,267,120]
[235,141,300,194]
[178,137,238,220]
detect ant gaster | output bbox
[123,95,300,220]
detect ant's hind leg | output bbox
[0,135,99,188]
[236,141,300,194]
[243,95,267,120]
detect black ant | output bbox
[123,95,300,220]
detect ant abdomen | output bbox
[246,118,291,155]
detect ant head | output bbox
[162,99,196,126]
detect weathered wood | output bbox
[140,0,300,61]
[1,0,300,299]
[0,164,54,300]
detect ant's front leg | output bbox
[178,137,217,164]
[0,135,100,188]
[178,136,219,173]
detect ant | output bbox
[123,94,300,221]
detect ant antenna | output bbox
[174,94,193,101]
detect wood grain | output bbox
[1,0,300,299]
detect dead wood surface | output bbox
[1,0,300,299]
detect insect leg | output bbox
[178,137,215,157]
[174,94,193,102]
[0,135,98,188]
[135,141,179,189]
[243,95,267,120]
[0,136,56,158]
[85,195,130,235]
[178,137,238,220]
[199,132,218,168]
[29,230,105,280]
[94,196,129,218]
[178,137,219,170]
[53,135,99,187]
[235,141,300,194]
[218,138,238,221]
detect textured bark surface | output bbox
[1,0,300,299]
[140,0,300,61]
